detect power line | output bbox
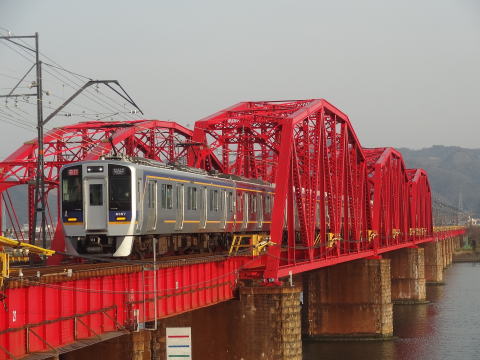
[0,29,141,123]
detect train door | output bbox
[85,178,107,230]
[242,193,248,230]
[175,185,184,230]
[200,187,207,229]
[220,190,227,229]
[146,180,157,231]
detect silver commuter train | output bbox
[60,157,275,257]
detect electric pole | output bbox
[0,32,46,248]
[1,32,143,253]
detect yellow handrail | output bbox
[0,236,55,256]
[0,235,56,288]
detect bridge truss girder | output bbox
[189,99,373,279]
[190,100,437,280]
[0,120,192,245]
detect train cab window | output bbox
[209,189,219,211]
[62,166,83,211]
[108,165,131,211]
[90,184,103,206]
[187,187,197,210]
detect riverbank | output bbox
[453,249,480,262]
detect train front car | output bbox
[60,160,136,257]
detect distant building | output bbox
[469,217,480,226]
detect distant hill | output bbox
[399,145,480,216]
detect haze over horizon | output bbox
[0,0,479,158]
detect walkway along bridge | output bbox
[0,99,465,359]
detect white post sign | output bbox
[166,327,192,359]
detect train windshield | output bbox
[62,166,83,211]
[108,164,132,211]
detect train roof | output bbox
[62,156,273,187]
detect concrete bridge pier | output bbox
[453,236,459,251]
[441,239,449,268]
[422,241,444,284]
[445,238,453,267]
[302,258,393,339]
[383,247,426,303]
[236,286,303,360]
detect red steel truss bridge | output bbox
[0,99,465,359]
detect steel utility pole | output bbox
[1,32,143,253]
[34,33,46,251]
[0,32,46,248]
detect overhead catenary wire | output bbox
[0,33,152,160]
[0,29,187,164]
[0,30,141,124]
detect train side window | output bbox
[209,189,212,211]
[227,192,233,212]
[209,189,219,211]
[187,186,197,210]
[199,187,205,209]
[175,186,179,209]
[236,192,241,210]
[161,184,167,209]
[147,181,156,209]
[192,187,197,210]
[265,194,271,213]
[166,184,173,209]
[249,193,256,213]
[137,180,141,206]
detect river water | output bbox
[303,263,480,360]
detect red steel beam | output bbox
[0,257,248,359]
[0,120,192,249]
[189,99,443,281]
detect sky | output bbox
[0,0,479,159]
